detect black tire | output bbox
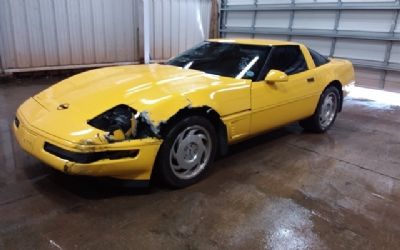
[299,86,340,133]
[155,116,217,188]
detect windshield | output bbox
[167,42,271,81]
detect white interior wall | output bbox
[149,0,212,61]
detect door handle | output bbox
[307,77,315,83]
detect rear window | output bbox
[267,45,308,75]
[309,48,329,67]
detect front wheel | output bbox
[300,86,340,133]
[155,116,217,188]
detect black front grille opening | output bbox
[14,117,20,128]
[44,142,139,164]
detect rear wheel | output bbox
[300,86,340,133]
[155,116,217,188]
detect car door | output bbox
[250,45,321,134]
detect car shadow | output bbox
[29,123,303,200]
[33,169,156,199]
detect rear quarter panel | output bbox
[311,58,355,94]
[301,45,355,92]
[329,58,355,88]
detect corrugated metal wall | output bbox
[0,0,212,73]
[220,0,400,92]
[0,0,144,71]
[149,0,212,61]
[0,0,142,73]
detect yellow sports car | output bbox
[14,39,355,188]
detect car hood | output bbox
[20,64,250,144]
[34,64,213,116]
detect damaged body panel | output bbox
[14,62,251,181]
[25,63,251,145]
[13,108,161,180]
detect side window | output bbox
[267,45,308,75]
[309,48,329,67]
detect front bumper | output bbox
[13,113,162,181]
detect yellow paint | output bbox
[265,70,289,82]
[14,39,355,181]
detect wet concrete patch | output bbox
[1,78,400,249]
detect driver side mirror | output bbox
[265,70,288,83]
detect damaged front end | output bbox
[87,104,159,143]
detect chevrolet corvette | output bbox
[14,39,355,188]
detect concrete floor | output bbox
[1,76,400,250]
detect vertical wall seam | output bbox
[51,0,60,65]
[161,0,164,60]
[185,0,188,49]
[330,0,342,57]
[65,0,72,64]
[223,0,228,38]
[381,8,399,88]
[178,0,181,49]
[134,0,138,61]
[288,0,295,41]
[251,0,258,39]
[152,0,155,60]
[0,1,6,73]
[78,0,85,64]
[22,0,33,67]
[8,0,17,69]
[134,0,139,61]
[37,0,47,66]
[101,0,107,62]
[89,0,96,63]
[169,0,173,58]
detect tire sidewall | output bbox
[315,86,340,132]
[156,116,217,188]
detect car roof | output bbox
[207,38,301,46]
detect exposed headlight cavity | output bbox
[88,104,159,142]
[88,105,138,142]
